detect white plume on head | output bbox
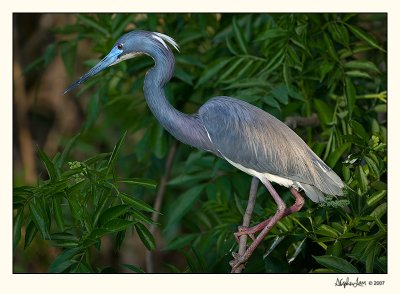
[152,32,180,52]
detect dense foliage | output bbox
[13,13,387,273]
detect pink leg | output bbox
[234,187,305,241]
[230,183,305,272]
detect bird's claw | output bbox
[234,226,256,243]
[229,252,247,271]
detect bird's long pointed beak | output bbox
[64,46,121,94]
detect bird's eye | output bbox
[117,43,123,50]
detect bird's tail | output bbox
[299,152,345,202]
[298,183,325,202]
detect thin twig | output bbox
[231,177,259,273]
[145,141,178,273]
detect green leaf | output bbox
[367,190,386,207]
[73,261,92,273]
[121,263,145,273]
[357,166,368,193]
[343,13,357,22]
[290,37,310,56]
[342,134,366,147]
[323,32,339,62]
[51,240,80,249]
[23,44,56,74]
[53,196,65,231]
[60,41,77,77]
[165,184,205,229]
[313,255,359,273]
[87,228,110,240]
[288,88,304,101]
[131,210,156,225]
[219,58,244,81]
[318,62,334,82]
[364,155,380,179]
[257,28,288,40]
[225,36,240,56]
[365,245,380,273]
[264,235,286,258]
[283,60,291,88]
[67,195,85,221]
[49,247,82,273]
[232,17,247,54]
[346,24,385,52]
[314,99,334,125]
[287,46,302,68]
[286,238,306,263]
[342,165,350,182]
[84,152,111,166]
[115,230,126,251]
[196,58,230,88]
[83,92,100,132]
[327,142,351,168]
[345,78,356,118]
[370,202,387,219]
[344,60,380,73]
[103,219,134,233]
[51,232,79,242]
[135,223,156,251]
[119,193,156,213]
[76,14,109,36]
[117,178,157,189]
[176,55,204,68]
[271,84,289,105]
[264,47,285,73]
[13,209,23,248]
[168,171,211,186]
[24,221,38,249]
[164,234,197,251]
[28,201,49,239]
[327,240,343,256]
[98,205,131,225]
[37,146,58,181]
[150,123,167,159]
[374,104,387,113]
[57,133,80,170]
[262,95,281,109]
[315,224,340,238]
[111,15,133,39]
[345,70,372,79]
[328,22,349,46]
[174,68,193,85]
[106,131,127,176]
[349,120,368,142]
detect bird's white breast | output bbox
[224,157,294,188]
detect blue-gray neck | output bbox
[142,41,216,154]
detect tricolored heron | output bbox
[65,30,344,271]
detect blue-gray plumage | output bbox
[65,30,344,270]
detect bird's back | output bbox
[199,96,344,202]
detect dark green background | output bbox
[13,13,387,273]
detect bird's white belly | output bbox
[224,157,294,187]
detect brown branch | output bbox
[284,113,319,129]
[14,50,36,184]
[145,141,178,273]
[231,177,259,273]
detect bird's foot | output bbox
[234,226,256,243]
[229,252,248,272]
[234,218,272,243]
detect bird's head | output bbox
[64,30,179,94]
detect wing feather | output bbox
[199,96,343,199]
